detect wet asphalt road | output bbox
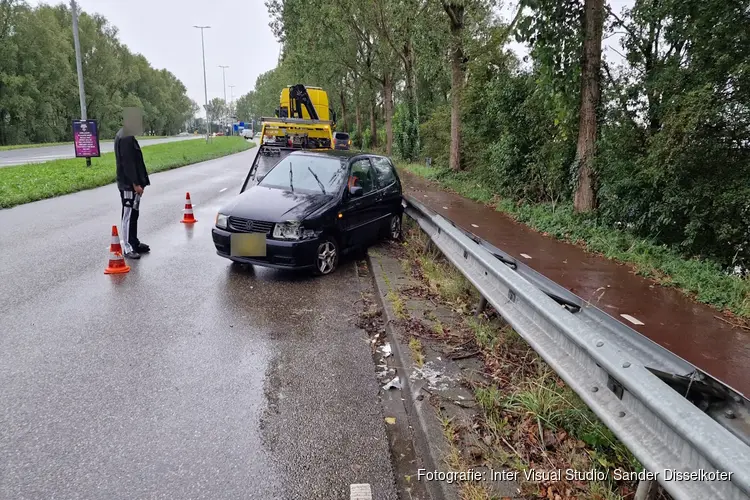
[0,135,202,167]
[0,146,397,499]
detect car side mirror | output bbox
[349,186,363,197]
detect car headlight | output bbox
[273,221,302,240]
[273,221,318,240]
[216,213,229,229]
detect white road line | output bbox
[620,314,644,326]
[520,253,532,259]
[350,484,373,500]
[442,206,448,210]
[471,223,479,228]
[219,187,227,193]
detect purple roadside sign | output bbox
[72,119,101,158]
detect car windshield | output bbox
[258,155,347,194]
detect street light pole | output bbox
[70,0,90,166]
[193,25,211,142]
[228,85,236,135]
[219,65,229,135]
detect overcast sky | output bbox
[32,0,281,118]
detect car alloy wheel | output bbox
[315,238,338,275]
[389,214,402,240]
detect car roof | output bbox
[288,149,378,160]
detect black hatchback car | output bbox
[212,149,403,275]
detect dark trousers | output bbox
[119,189,142,253]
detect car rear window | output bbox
[334,132,350,140]
[259,155,347,194]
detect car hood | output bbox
[221,185,336,222]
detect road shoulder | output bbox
[366,241,521,500]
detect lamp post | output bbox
[218,65,229,135]
[193,25,211,141]
[71,0,90,166]
[228,85,236,135]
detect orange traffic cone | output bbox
[181,192,197,224]
[104,225,130,274]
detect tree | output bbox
[0,2,193,145]
[205,98,227,132]
[573,0,604,212]
[443,1,466,171]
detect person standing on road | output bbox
[115,107,150,259]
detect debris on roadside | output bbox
[382,376,402,391]
[410,362,455,391]
[379,343,392,358]
[364,218,663,500]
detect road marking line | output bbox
[471,223,479,228]
[350,484,373,500]
[520,253,532,259]
[620,314,644,325]
[442,206,449,210]
[219,187,227,192]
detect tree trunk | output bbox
[444,3,465,171]
[340,88,348,132]
[370,97,378,148]
[573,0,604,213]
[383,73,394,156]
[403,37,420,160]
[355,100,362,147]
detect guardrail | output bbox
[403,195,750,500]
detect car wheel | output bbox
[388,213,403,241]
[313,236,339,276]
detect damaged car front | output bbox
[212,151,349,274]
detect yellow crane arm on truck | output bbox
[260,84,336,150]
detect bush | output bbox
[419,104,451,168]
[461,69,575,203]
[395,101,421,161]
[362,128,372,150]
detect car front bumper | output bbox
[212,228,320,270]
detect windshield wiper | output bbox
[307,166,326,194]
[289,161,294,192]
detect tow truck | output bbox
[260,84,336,150]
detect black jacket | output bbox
[115,128,150,191]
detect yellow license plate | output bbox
[230,233,267,257]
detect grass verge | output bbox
[0,135,171,151]
[399,162,750,320]
[400,219,648,499]
[0,137,254,208]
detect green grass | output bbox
[0,135,172,151]
[399,162,750,319]
[0,137,254,208]
[408,337,425,367]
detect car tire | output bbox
[387,213,403,241]
[313,235,339,276]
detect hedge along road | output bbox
[0,137,254,209]
[0,134,202,167]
